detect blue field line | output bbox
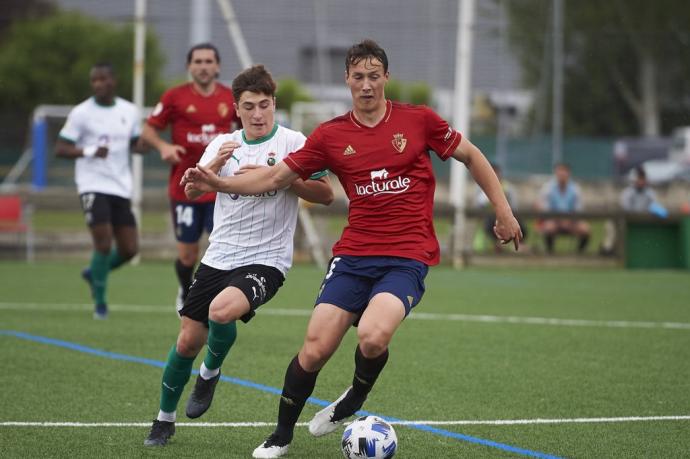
[1,330,561,459]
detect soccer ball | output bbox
[341,415,397,459]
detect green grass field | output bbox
[1,261,689,458]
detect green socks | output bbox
[204,320,237,370]
[108,248,126,270]
[88,248,127,305]
[157,322,236,413]
[159,345,195,413]
[89,250,109,305]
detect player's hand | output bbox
[82,145,108,159]
[183,163,222,191]
[160,144,186,164]
[234,164,266,175]
[185,179,215,194]
[493,209,523,251]
[207,141,240,171]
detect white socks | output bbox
[157,410,176,422]
[199,362,220,380]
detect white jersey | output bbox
[58,97,142,198]
[199,124,312,275]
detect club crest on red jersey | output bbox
[218,102,229,118]
[392,133,407,153]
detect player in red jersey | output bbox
[142,43,241,311]
[183,39,522,458]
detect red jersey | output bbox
[147,82,240,203]
[284,101,461,265]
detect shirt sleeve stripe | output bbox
[440,130,462,159]
[308,170,328,180]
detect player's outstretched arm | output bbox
[289,176,334,205]
[183,160,299,195]
[451,136,523,249]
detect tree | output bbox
[503,0,690,136]
[0,10,166,149]
[275,78,313,112]
[0,0,54,39]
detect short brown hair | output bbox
[231,64,277,101]
[345,39,388,74]
[187,42,220,64]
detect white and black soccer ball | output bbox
[341,415,397,459]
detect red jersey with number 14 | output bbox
[284,101,461,266]
[147,82,240,203]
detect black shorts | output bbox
[180,263,285,325]
[79,192,136,227]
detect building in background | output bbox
[53,0,532,122]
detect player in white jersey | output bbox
[144,64,333,447]
[55,63,145,319]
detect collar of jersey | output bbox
[349,99,392,129]
[91,96,116,107]
[242,123,279,145]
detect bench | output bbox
[0,194,34,262]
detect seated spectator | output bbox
[620,166,668,217]
[537,163,591,254]
[474,163,527,252]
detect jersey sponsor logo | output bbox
[185,104,197,113]
[343,145,356,156]
[355,169,411,197]
[186,123,218,145]
[229,189,278,200]
[370,168,389,180]
[218,102,229,118]
[391,133,407,153]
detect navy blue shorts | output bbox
[170,201,214,243]
[315,255,429,317]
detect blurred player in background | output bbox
[144,64,333,447]
[55,62,144,319]
[142,43,241,312]
[183,39,522,458]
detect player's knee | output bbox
[175,333,204,357]
[299,339,333,371]
[208,300,246,323]
[357,328,390,358]
[94,241,112,255]
[178,253,197,266]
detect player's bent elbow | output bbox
[320,190,335,206]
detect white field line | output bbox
[2,416,690,428]
[1,301,690,331]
